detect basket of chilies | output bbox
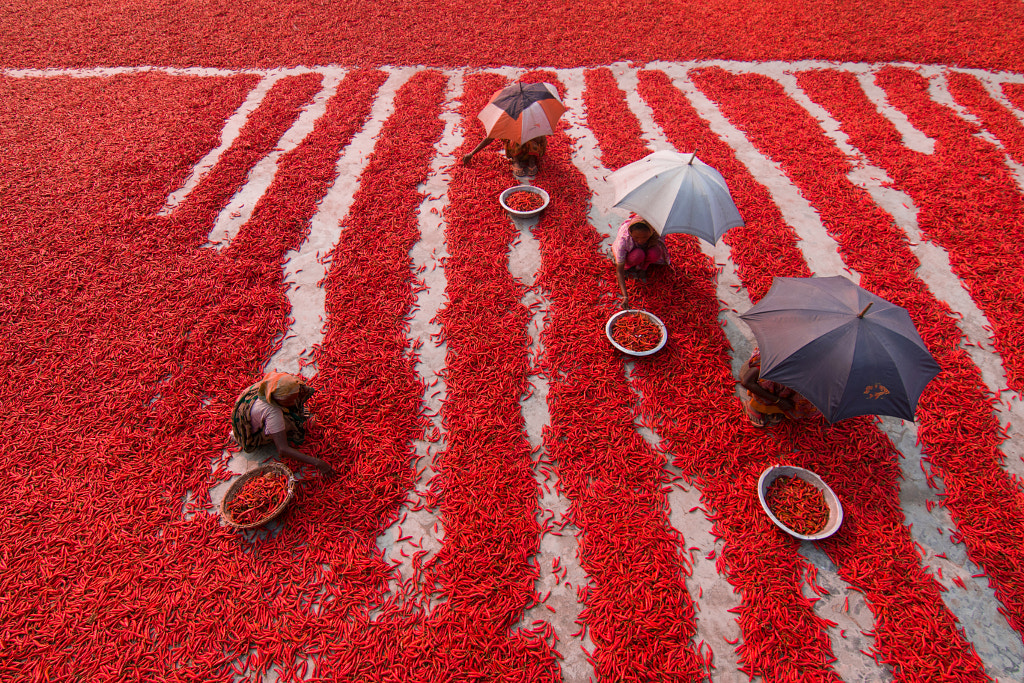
[221,462,296,530]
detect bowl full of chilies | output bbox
[499,185,550,219]
[606,309,667,357]
[758,465,843,541]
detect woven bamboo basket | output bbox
[221,461,296,530]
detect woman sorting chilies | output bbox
[612,215,669,308]
[231,371,335,476]
[738,349,817,427]
[462,135,547,178]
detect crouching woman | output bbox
[231,371,335,476]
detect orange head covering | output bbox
[257,371,308,407]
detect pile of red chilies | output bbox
[5,0,1024,73]
[764,477,828,536]
[1005,84,1024,109]
[226,472,289,526]
[505,190,545,212]
[611,312,662,352]
[6,59,1024,683]
[944,73,1024,171]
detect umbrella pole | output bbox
[687,151,697,165]
[857,303,873,318]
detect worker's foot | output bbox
[747,412,768,428]
[743,400,768,428]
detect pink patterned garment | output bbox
[611,216,670,266]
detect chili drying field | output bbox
[3,4,1024,682]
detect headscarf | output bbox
[626,214,657,237]
[257,371,308,407]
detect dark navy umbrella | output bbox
[739,276,941,423]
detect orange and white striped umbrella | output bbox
[477,82,566,144]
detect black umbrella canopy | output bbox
[739,276,941,422]
[490,82,560,118]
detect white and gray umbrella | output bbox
[608,150,745,244]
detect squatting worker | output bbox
[738,349,817,427]
[613,215,669,308]
[231,371,335,476]
[462,135,547,178]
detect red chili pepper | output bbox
[764,476,829,536]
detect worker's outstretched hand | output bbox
[461,154,473,167]
[315,459,337,478]
[621,294,630,309]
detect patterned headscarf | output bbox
[257,371,307,407]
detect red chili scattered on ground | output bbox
[6,41,1024,680]
[531,68,707,681]
[684,64,993,678]
[618,70,841,680]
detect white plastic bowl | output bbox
[605,309,667,357]
[499,185,550,218]
[757,465,843,541]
